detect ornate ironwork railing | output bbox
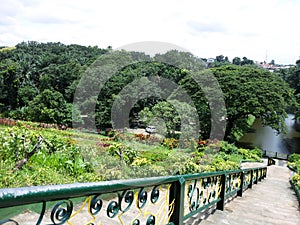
[0,167,267,225]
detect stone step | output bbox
[199,164,300,225]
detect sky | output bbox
[1,0,299,65]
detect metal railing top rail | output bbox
[262,150,289,160]
[0,166,267,209]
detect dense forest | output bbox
[0,41,298,141]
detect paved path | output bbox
[199,161,300,225]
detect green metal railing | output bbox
[267,157,276,166]
[262,150,289,160]
[0,167,267,225]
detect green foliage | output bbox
[106,143,138,164]
[1,41,294,147]
[181,64,295,140]
[179,160,201,174]
[287,153,300,188]
[0,120,264,188]
[0,126,99,188]
[131,157,152,167]
[25,89,69,124]
[139,100,198,139]
[220,141,238,154]
[162,138,179,149]
[0,42,107,114]
[209,155,240,171]
[288,153,300,163]
[292,173,300,187]
[141,146,170,163]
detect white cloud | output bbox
[0,0,299,64]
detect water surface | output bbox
[238,114,300,154]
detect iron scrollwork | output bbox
[50,200,73,225]
[119,190,134,213]
[1,184,173,225]
[186,175,222,215]
[225,173,241,195]
[90,195,103,215]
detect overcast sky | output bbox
[1,0,299,64]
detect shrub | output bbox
[179,160,201,174]
[162,138,179,149]
[220,141,238,154]
[131,157,151,167]
[288,153,300,163]
[292,173,300,187]
[141,146,170,162]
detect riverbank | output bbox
[238,114,300,155]
[231,115,256,141]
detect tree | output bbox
[215,65,295,139]
[0,41,108,121]
[278,64,300,94]
[26,89,68,124]
[91,50,205,129]
[216,55,225,62]
[139,100,198,139]
[277,61,300,119]
[241,57,254,65]
[0,59,21,109]
[232,57,241,65]
[181,65,295,141]
[269,59,275,65]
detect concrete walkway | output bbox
[199,161,300,225]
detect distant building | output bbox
[257,61,293,72]
[207,58,215,63]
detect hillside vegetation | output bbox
[0,119,262,188]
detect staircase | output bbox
[198,160,300,225]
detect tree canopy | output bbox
[0,41,297,141]
[180,65,295,140]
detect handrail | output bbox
[0,166,267,225]
[262,150,289,160]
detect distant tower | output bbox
[265,50,268,63]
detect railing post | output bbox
[254,169,258,184]
[264,167,267,178]
[258,168,262,181]
[217,173,226,211]
[237,171,244,197]
[169,177,185,225]
[249,170,253,189]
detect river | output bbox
[238,114,300,154]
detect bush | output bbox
[141,146,170,162]
[288,153,300,163]
[292,173,300,187]
[179,160,201,174]
[162,138,179,149]
[220,141,238,154]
